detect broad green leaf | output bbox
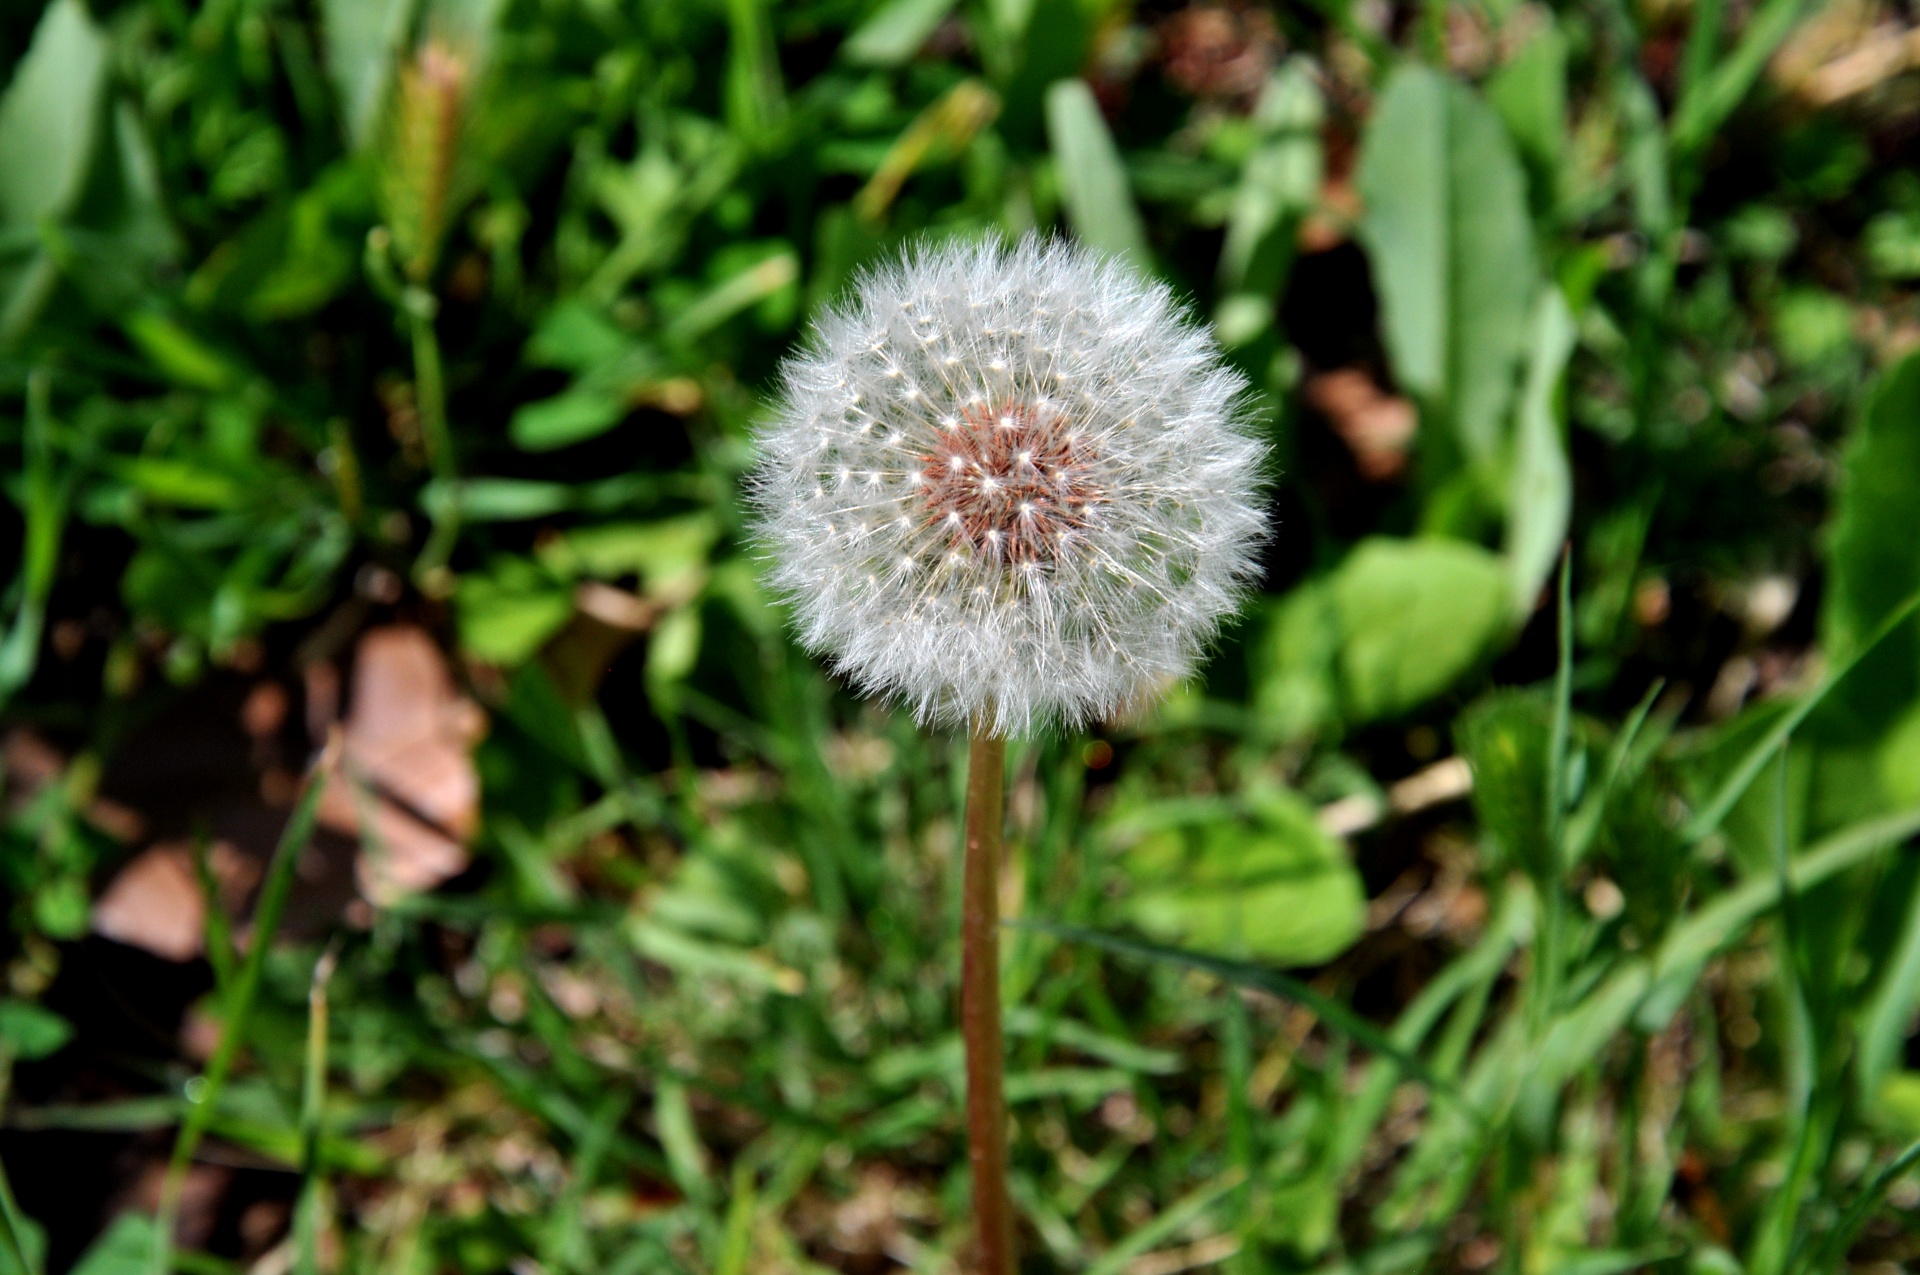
[1818,348,1920,738]
[1046,78,1148,265]
[1330,536,1511,722]
[1504,286,1575,617]
[1356,67,1536,470]
[1114,788,1364,967]
[107,456,243,508]
[0,0,108,228]
[1617,73,1672,237]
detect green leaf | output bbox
[1455,690,1558,878]
[509,391,627,452]
[318,0,416,151]
[0,1001,72,1060]
[1821,351,1920,737]
[1248,581,1340,742]
[1217,61,1321,303]
[843,0,956,66]
[1773,288,1853,370]
[1486,20,1568,189]
[0,0,108,228]
[68,1213,156,1275]
[724,0,788,146]
[0,374,62,706]
[1686,591,1920,844]
[540,516,718,604]
[1503,287,1575,618]
[1356,66,1536,471]
[456,559,573,665]
[1114,788,1365,967]
[646,604,702,701]
[1329,537,1511,722]
[0,0,107,341]
[122,312,244,392]
[1045,78,1149,266]
[526,300,633,371]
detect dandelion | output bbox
[749,234,1268,1271]
[751,234,1267,736]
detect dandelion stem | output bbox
[961,729,1015,1275]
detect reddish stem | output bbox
[962,730,1015,1275]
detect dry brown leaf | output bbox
[318,626,485,905]
[1160,4,1281,104]
[1304,367,1417,480]
[92,839,257,962]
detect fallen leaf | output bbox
[1305,367,1417,480]
[318,626,485,905]
[1160,3,1281,105]
[92,839,257,962]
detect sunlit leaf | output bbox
[1356,66,1536,473]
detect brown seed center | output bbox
[918,402,1102,565]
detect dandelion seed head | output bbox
[749,235,1269,736]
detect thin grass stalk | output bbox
[408,302,460,592]
[295,941,340,1275]
[961,730,1014,1275]
[152,736,335,1275]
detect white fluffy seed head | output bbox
[748,235,1269,737]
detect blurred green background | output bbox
[6,0,1920,1270]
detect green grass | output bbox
[5,0,1920,1271]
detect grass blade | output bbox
[1681,591,1920,845]
[294,942,339,1275]
[1804,1137,1920,1272]
[1015,919,1480,1117]
[1668,0,1810,156]
[1659,804,1920,981]
[1083,1169,1245,1275]
[1046,78,1149,266]
[152,738,335,1275]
